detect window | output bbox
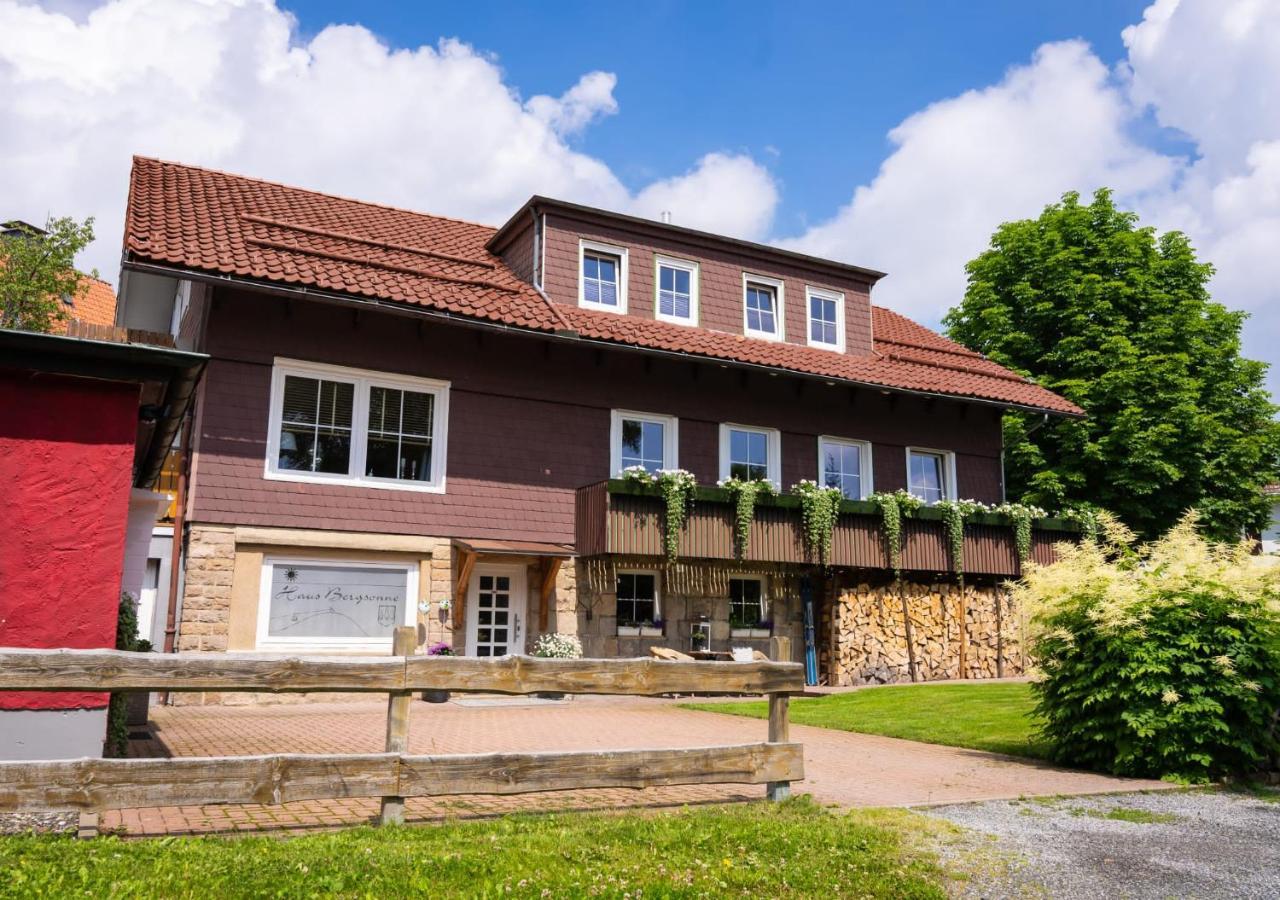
[729,577,767,630]
[819,436,872,499]
[616,571,659,629]
[611,410,678,475]
[579,239,628,312]
[256,559,416,650]
[719,423,781,485]
[655,255,698,325]
[266,359,450,493]
[907,448,955,504]
[806,286,845,350]
[742,274,784,341]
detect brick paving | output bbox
[101,695,1164,836]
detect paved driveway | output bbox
[106,695,1164,835]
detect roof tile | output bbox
[124,157,1081,416]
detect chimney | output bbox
[660,211,672,224]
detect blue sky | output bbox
[286,0,1156,238]
[2,0,1276,394]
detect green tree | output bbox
[945,189,1279,540]
[0,215,96,332]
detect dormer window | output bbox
[579,240,628,313]
[655,255,698,325]
[806,286,845,351]
[743,274,784,341]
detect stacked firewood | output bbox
[828,580,1023,686]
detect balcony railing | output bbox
[575,479,1080,578]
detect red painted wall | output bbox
[0,371,138,710]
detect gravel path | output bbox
[923,788,1280,899]
[0,812,76,836]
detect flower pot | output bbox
[421,690,451,703]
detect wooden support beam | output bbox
[453,547,477,635]
[380,626,415,825]
[538,557,563,633]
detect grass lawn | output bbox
[0,798,954,898]
[683,682,1050,760]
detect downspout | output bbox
[159,412,192,703]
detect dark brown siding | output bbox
[189,288,1003,543]
[492,213,535,284]
[540,211,876,357]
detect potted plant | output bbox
[421,641,453,703]
[531,633,583,700]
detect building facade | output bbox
[115,158,1082,698]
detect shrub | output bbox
[531,633,583,659]
[1014,513,1280,781]
[106,592,141,757]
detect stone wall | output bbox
[825,577,1023,686]
[573,557,804,661]
[178,525,235,653]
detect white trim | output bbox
[905,446,957,503]
[578,239,629,313]
[742,273,785,342]
[255,557,417,652]
[653,254,700,326]
[465,563,528,657]
[264,357,450,494]
[718,423,781,487]
[805,285,846,352]
[609,409,679,476]
[817,435,874,499]
[615,568,661,631]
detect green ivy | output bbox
[934,499,987,577]
[794,480,843,565]
[870,490,922,578]
[720,477,775,560]
[620,466,697,560]
[106,592,141,758]
[993,502,1045,564]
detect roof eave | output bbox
[122,256,1082,420]
[487,196,889,285]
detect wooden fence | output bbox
[0,629,804,824]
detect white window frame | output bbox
[264,358,450,494]
[610,409,679,476]
[905,447,957,503]
[742,273,785,342]
[616,568,662,637]
[579,239,629,314]
[817,436,874,500]
[805,285,846,351]
[728,575,770,638]
[719,423,782,487]
[653,254,699,326]
[255,557,417,652]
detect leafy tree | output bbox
[945,190,1280,540]
[0,215,96,332]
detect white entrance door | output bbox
[467,566,527,657]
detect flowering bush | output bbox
[532,633,583,659]
[426,641,453,656]
[1015,512,1280,781]
[718,477,775,559]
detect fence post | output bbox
[379,625,415,825]
[766,692,790,801]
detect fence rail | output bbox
[0,632,804,822]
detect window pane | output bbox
[729,429,769,481]
[746,285,777,334]
[266,563,406,640]
[660,267,674,291]
[909,452,945,503]
[620,417,665,473]
[278,375,352,473]
[674,269,690,294]
[729,578,765,628]
[365,386,435,482]
[615,572,656,627]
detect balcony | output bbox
[575,479,1081,578]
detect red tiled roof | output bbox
[61,275,117,329]
[123,157,1082,416]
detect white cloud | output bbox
[631,153,779,241]
[0,0,776,282]
[787,0,1280,396]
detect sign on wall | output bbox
[265,562,409,641]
